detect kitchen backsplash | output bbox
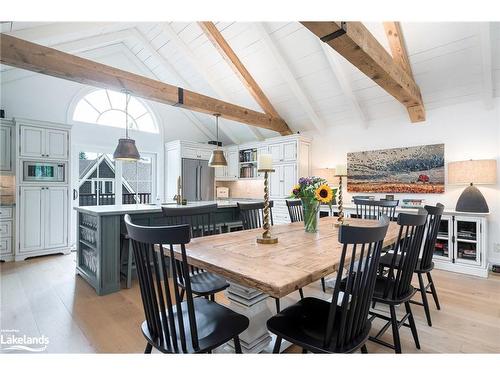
[216,180,263,199]
[0,175,15,204]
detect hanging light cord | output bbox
[125,91,130,139]
[216,115,219,146]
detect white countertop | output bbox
[320,204,490,217]
[74,199,264,216]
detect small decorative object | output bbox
[385,194,394,200]
[401,198,425,209]
[448,159,497,213]
[335,164,347,227]
[290,176,334,233]
[257,154,277,244]
[208,114,227,167]
[347,144,445,193]
[113,90,140,161]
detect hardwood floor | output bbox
[1,252,499,353]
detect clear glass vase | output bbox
[301,198,320,233]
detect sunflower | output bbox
[315,184,333,204]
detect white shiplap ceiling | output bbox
[1,21,499,144]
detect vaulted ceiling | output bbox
[1,21,499,144]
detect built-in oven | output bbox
[23,161,66,183]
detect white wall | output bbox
[305,99,500,266]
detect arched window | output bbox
[72,89,158,133]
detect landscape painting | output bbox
[347,144,445,193]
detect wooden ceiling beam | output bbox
[301,21,426,123]
[0,33,290,134]
[199,21,292,135]
[383,21,425,122]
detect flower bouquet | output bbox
[290,176,334,233]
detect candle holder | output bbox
[257,169,278,244]
[334,174,347,227]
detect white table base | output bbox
[216,281,331,353]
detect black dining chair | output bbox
[162,205,229,301]
[379,203,444,326]
[238,201,302,313]
[368,211,427,353]
[267,216,390,353]
[124,214,249,354]
[353,198,399,221]
[238,201,274,230]
[286,199,304,223]
[286,199,327,293]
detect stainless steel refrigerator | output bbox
[182,158,215,201]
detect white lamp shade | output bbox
[335,164,347,176]
[313,168,340,185]
[448,159,497,185]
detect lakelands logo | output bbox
[0,329,49,352]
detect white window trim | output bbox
[70,88,159,134]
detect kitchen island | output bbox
[74,199,262,295]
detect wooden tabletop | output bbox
[171,217,400,298]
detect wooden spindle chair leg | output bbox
[273,337,282,353]
[275,298,281,313]
[144,343,153,354]
[418,273,432,326]
[233,336,242,354]
[321,277,326,293]
[299,288,304,299]
[361,345,368,354]
[405,301,420,349]
[389,305,402,354]
[427,272,441,310]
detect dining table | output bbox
[169,216,400,353]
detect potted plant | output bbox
[290,177,334,233]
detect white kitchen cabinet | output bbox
[270,163,296,199]
[268,141,297,163]
[0,204,14,261]
[0,122,13,172]
[20,124,68,159]
[45,129,69,159]
[227,150,239,179]
[19,186,69,255]
[20,186,45,252]
[20,125,44,158]
[45,186,68,249]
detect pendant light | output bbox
[208,113,227,167]
[113,90,140,161]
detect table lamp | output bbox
[448,159,497,213]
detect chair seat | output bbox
[142,298,249,353]
[266,297,371,353]
[371,276,416,304]
[185,271,230,296]
[379,253,434,273]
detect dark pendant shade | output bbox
[208,149,227,167]
[455,183,489,213]
[113,138,140,161]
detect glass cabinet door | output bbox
[454,217,481,265]
[434,215,452,261]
